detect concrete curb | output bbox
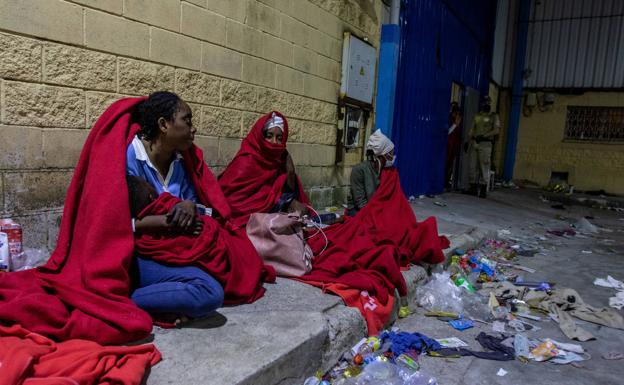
[147,228,491,385]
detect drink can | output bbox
[0,219,23,259]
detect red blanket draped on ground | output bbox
[0,324,160,385]
[218,111,309,227]
[299,169,449,334]
[134,193,274,305]
[0,97,266,345]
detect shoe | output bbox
[478,185,487,198]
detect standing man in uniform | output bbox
[468,96,500,198]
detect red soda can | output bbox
[0,219,23,258]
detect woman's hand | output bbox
[285,151,295,176]
[288,199,308,216]
[167,200,197,232]
[284,151,297,191]
[134,215,170,233]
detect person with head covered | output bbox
[347,129,396,216]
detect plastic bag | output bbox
[417,272,464,314]
[11,248,49,271]
[405,371,438,385]
[463,293,491,321]
[357,361,402,385]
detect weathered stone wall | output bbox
[0,0,382,250]
[494,90,624,195]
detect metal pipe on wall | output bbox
[503,0,531,181]
[374,0,401,137]
[390,0,400,24]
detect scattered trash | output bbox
[513,334,530,359]
[602,352,624,360]
[436,337,468,348]
[11,248,48,271]
[529,340,559,362]
[574,218,599,234]
[0,219,23,260]
[594,276,624,290]
[399,306,411,318]
[449,318,474,331]
[581,250,593,254]
[551,351,587,365]
[497,229,511,237]
[496,368,507,377]
[492,321,506,333]
[0,219,24,272]
[549,340,584,354]
[0,232,9,272]
[547,228,576,237]
[417,272,464,314]
[433,201,447,207]
[594,276,624,309]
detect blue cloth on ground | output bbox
[380,331,441,356]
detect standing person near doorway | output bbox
[446,102,462,189]
[468,96,500,198]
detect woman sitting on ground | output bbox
[347,129,395,216]
[127,92,273,324]
[218,111,309,226]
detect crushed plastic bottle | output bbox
[404,371,438,385]
[303,376,320,385]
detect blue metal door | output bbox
[392,0,497,196]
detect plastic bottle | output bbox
[447,255,463,280]
[405,371,438,385]
[454,276,476,293]
[303,376,320,385]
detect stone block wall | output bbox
[0,0,382,250]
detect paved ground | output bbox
[145,187,624,385]
[397,188,624,385]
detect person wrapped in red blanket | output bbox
[218,111,310,227]
[126,175,271,309]
[218,113,448,334]
[0,94,272,345]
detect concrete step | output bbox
[146,226,487,385]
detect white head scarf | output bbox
[366,129,394,156]
[263,112,284,133]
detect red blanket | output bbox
[0,97,263,344]
[134,193,274,305]
[0,324,160,385]
[299,169,449,333]
[218,111,309,227]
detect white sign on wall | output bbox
[340,33,377,105]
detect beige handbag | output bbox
[246,212,313,277]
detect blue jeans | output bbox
[130,257,224,318]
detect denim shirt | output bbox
[126,136,198,202]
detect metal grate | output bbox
[564,106,624,142]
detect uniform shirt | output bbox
[126,136,198,202]
[347,160,380,212]
[472,112,501,139]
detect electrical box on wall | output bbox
[335,32,377,164]
[340,33,377,105]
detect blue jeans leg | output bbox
[131,257,224,318]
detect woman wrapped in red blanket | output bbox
[218,111,310,227]
[0,93,272,345]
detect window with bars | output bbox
[564,106,624,142]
